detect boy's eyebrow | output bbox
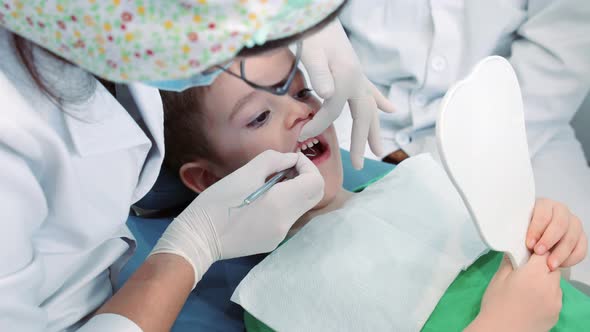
[229,68,304,120]
[230,91,257,120]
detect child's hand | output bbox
[467,254,562,332]
[526,198,587,271]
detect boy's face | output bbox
[198,49,343,209]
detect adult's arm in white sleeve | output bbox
[0,145,50,331]
[0,73,191,332]
[508,0,590,154]
[94,151,324,331]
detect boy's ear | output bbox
[179,160,221,194]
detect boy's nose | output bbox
[285,104,314,131]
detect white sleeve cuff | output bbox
[77,313,142,332]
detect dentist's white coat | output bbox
[334,0,590,290]
[0,28,162,331]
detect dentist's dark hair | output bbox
[11,34,61,103]
[11,33,105,105]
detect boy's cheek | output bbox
[225,128,299,170]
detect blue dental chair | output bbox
[119,150,394,331]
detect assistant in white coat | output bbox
[334,0,590,289]
[0,27,160,331]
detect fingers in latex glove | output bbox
[299,19,395,169]
[269,152,325,207]
[304,91,347,141]
[259,152,325,240]
[217,151,325,258]
[150,150,324,288]
[348,97,382,169]
[237,149,300,183]
[474,254,562,332]
[371,83,397,114]
[300,44,334,98]
[526,198,587,270]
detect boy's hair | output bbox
[161,88,218,173]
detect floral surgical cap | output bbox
[0,0,343,83]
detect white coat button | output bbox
[413,94,427,108]
[431,56,447,72]
[395,132,411,145]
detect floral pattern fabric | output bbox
[0,0,342,82]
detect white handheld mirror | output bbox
[436,56,535,268]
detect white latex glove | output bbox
[150,150,324,288]
[299,19,395,170]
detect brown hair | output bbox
[11,33,62,103]
[10,32,108,103]
[160,87,218,173]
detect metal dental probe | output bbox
[237,148,318,208]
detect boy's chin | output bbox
[314,188,338,210]
[312,199,330,211]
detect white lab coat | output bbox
[0,28,163,331]
[335,0,590,289]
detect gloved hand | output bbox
[299,19,396,170]
[150,150,324,288]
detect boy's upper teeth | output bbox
[296,137,320,152]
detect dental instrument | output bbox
[238,168,297,208]
[436,56,535,268]
[238,146,319,208]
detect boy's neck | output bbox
[287,188,353,236]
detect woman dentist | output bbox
[0,1,394,331]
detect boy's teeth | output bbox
[297,137,321,152]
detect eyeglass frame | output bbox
[216,41,303,96]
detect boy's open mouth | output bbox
[296,135,330,164]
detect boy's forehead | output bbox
[201,71,254,123]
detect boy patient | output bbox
[160,49,589,331]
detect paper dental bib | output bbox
[231,154,487,331]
